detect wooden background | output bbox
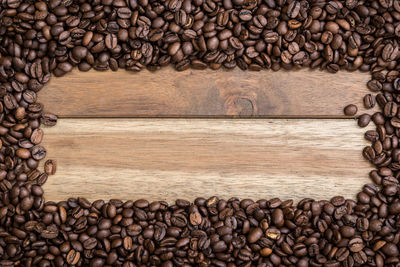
[39,68,375,202]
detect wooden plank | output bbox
[41,119,373,202]
[39,68,372,118]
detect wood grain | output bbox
[39,68,372,118]
[42,119,373,203]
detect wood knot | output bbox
[224,96,257,117]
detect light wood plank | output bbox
[39,68,372,118]
[41,119,373,202]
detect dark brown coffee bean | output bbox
[358,114,371,127]
[364,94,376,109]
[344,104,358,116]
[272,208,284,227]
[287,1,301,18]
[247,227,263,243]
[41,113,58,126]
[16,148,31,159]
[72,46,88,60]
[118,7,132,19]
[365,130,379,141]
[384,102,398,117]
[105,34,118,50]
[382,243,399,256]
[31,146,46,160]
[349,237,364,252]
[66,249,80,265]
[368,80,383,91]
[391,117,400,128]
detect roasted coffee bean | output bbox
[364,94,376,109]
[344,104,358,116]
[16,148,31,159]
[31,146,46,160]
[66,249,80,265]
[41,113,57,126]
[358,114,371,127]
[30,128,43,145]
[384,102,398,117]
[44,160,56,175]
[105,34,118,50]
[72,46,88,60]
[365,130,379,141]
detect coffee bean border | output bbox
[1,0,400,266]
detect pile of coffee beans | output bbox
[1,0,400,266]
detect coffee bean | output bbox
[287,1,301,18]
[368,80,383,91]
[117,7,132,19]
[30,128,44,144]
[364,94,376,109]
[20,195,34,210]
[66,249,80,265]
[72,46,88,60]
[365,130,379,141]
[41,224,59,239]
[349,237,365,252]
[272,208,284,227]
[344,104,358,116]
[105,34,118,50]
[31,146,46,160]
[16,148,31,159]
[382,243,399,256]
[189,212,202,226]
[247,227,263,243]
[83,237,97,250]
[358,114,371,127]
[44,160,56,175]
[41,113,57,126]
[384,101,398,117]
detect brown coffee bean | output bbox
[105,34,118,50]
[72,46,88,60]
[66,249,80,265]
[16,148,31,159]
[41,113,58,126]
[344,104,358,116]
[349,237,364,252]
[247,228,263,243]
[30,128,43,144]
[31,146,46,160]
[368,80,383,91]
[44,160,56,175]
[358,114,371,127]
[384,102,398,117]
[363,94,376,109]
[272,208,284,227]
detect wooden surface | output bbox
[39,69,375,203]
[42,119,372,202]
[40,68,372,118]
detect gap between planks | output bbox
[41,118,374,203]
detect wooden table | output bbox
[40,68,375,202]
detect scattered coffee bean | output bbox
[44,160,57,175]
[344,104,358,116]
[358,114,371,127]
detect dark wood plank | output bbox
[39,68,372,118]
